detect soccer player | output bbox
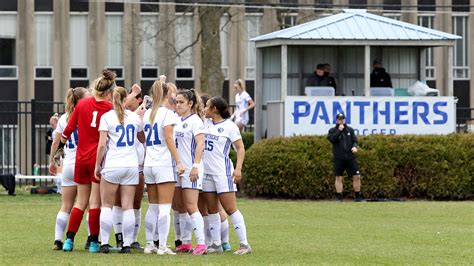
[94,86,144,253]
[56,70,117,252]
[143,80,185,255]
[202,96,252,255]
[49,87,89,250]
[173,89,206,255]
[231,79,254,132]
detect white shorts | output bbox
[202,174,237,194]
[176,170,203,190]
[144,166,177,184]
[235,116,249,126]
[61,164,77,187]
[101,167,139,185]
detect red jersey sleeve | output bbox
[62,99,81,140]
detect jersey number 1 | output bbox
[90,111,98,127]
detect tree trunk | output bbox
[199,6,227,96]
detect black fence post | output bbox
[31,99,36,185]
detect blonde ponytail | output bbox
[149,80,163,124]
[65,87,87,121]
[113,87,127,125]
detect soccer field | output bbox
[0,191,473,265]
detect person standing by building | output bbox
[327,113,362,202]
[306,64,337,91]
[231,79,255,132]
[370,60,392,88]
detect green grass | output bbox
[0,190,473,265]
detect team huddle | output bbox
[48,70,252,255]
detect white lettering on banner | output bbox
[284,96,456,136]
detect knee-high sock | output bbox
[190,211,205,245]
[89,208,101,242]
[122,209,135,247]
[230,210,248,245]
[203,215,211,247]
[66,207,84,240]
[173,210,181,241]
[133,208,141,242]
[208,213,221,246]
[112,206,123,234]
[99,207,113,245]
[179,212,192,244]
[154,218,159,241]
[86,212,90,236]
[221,218,229,243]
[55,211,69,241]
[145,203,159,242]
[157,204,172,248]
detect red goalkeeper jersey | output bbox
[62,97,113,164]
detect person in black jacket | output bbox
[370,60,392,88]
[306,64,337,92]
[327,113,362,202]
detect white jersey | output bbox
[99,109,143,168]
[235,91,252,122]
[143,106,179,167]
[203,119,241,175]
[55,113,78,165]
[175,113,205,171]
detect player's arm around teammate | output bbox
[202,97,252,255]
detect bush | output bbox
[229,132,254,164]
[241,134,474,200]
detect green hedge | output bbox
[241,134,474,200]
[230,132,254,164]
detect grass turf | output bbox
[0,190,473,265]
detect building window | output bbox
[0,13,16,79]
[36,14,53,67]
[384,13,400,20]
[418,15,435,79]
[220,15,229,80]
[280,13,298,29]
[175,13,194,77]
[106,14,123,73]
[452,15,469,79]
[70,14,88,79]
[245,14,262,80]
[140,14,159,67]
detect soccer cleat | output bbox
[144,242,158,254]
[233,243,252,255]
[99,244,112,254]
[63,238,74,252]
[174,239,182,249]
[130,241,142,250]
[115,233,123,248]
[157,246,177,255]
[206,243,223,254]
[53,240,63,250]
[192,244,207,255]
[120,246,131,254]
[222,242,232,252]
[89,242,100,253]
[84,236,91,250]
[175,243,192,253]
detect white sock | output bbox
[112,206,123,235]
[190,211,205,245]
[179,212,192,244]
[208,213,221,246]
[55,211,69,241]
[133,208,141,242]
[230,210,248,245]
[203,215,211,247]
[173,210,181,241]
[221,218,229,243]
[86,212,90,236]
[158,204,172,248]
[144,203,159,242]
[122,209,135,247]
[99,207,113,245]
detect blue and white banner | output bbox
[285,96,456,136]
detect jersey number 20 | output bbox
[116,125,135,147]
